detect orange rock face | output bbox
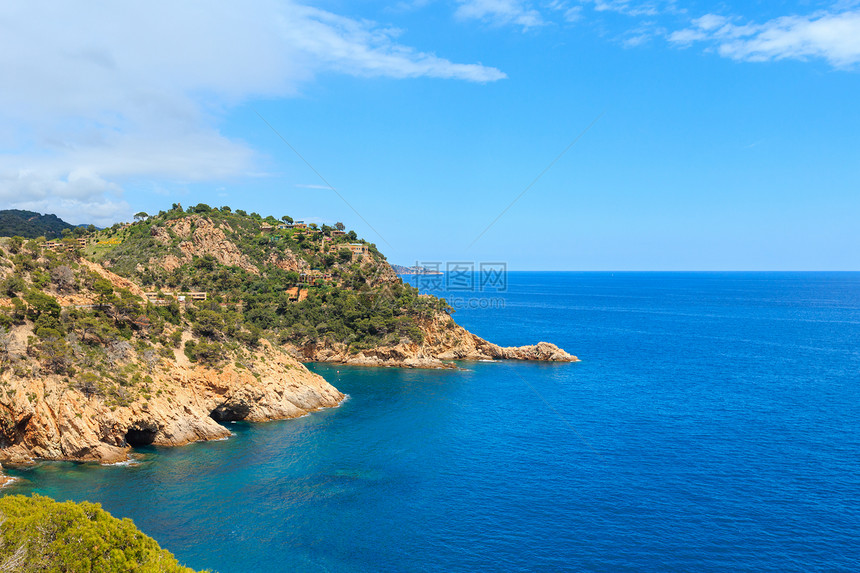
[0,341,344,465]
[290,311,578,368]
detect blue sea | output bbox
[5,272,860,572]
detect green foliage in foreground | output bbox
[0,494,207,572]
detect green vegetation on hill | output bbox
[0,203,453,385]
[88,204,452,353]
[0,236,192,404]
[0,209,85,240]
[0,494,205,572]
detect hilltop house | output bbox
[299,269,333,285]
[347,243,369,257]
[44,238,88,252]
[143,291,207,305]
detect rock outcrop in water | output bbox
[293,312,578,368]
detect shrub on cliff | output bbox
[0,494,206,572]
[184,339,224,366]
[1,275,26,296]
[192,309,223,339]
[23,289,61,319]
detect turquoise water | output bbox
[5,272,860,571]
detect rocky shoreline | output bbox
[291,312,578,369]
[0,326,575,475]
[0,341,343,468]
[0,317,574,487]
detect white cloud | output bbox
[546,1,584,23]
[0,169,129,227]
[668,28,706,44]
[278,4,507,80]
[0,0,505,225]
[670,10,860,67]
[695,14,729,32]
[575,0,677,18]
[455,0,544,28]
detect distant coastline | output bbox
[391,264,443,275]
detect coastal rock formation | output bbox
[293,312,578,368]
[0,342,343,466]
[149,216,259,274]
[0,207,577,481]
[266,251,308,273]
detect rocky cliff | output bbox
[0,340,342,466]
[148,216,260,274]
[0,232,344,474]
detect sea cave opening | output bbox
[210,402,251,423]
[125,426,157,447]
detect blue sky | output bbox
[1,0,858,269]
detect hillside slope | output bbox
[86,204,577,367]
[0,235,343,467]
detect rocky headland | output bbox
[0,206,576,483]
[293,312,577,368]
[0,339,342,466]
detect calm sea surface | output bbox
[5,272,860,572]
